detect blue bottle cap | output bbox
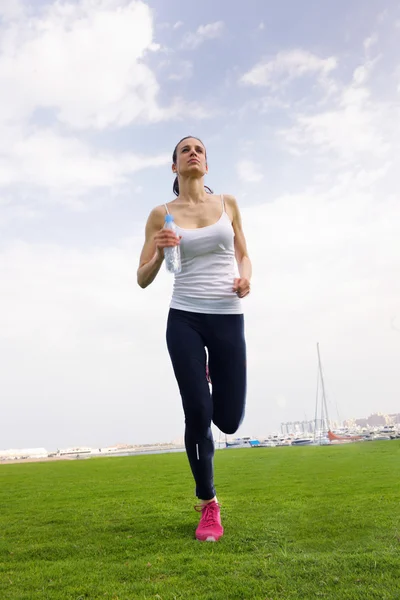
[165,214,174,223]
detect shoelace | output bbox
[194,502,220,526]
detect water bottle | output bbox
[163,214,181,274]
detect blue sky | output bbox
[0,0,399,450]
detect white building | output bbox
[0,448,48,460]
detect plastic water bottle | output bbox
[163,214,181,274]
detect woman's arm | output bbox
[137,206,180,288]
[226,195,252,297]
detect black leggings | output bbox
[166,308,247,500]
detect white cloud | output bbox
[167,60,193,81]
[0,0,185,131]
[378,10,389,23]
[240,49,337,89]
[0,128,170,194]
[355,34,382,85]
[0,0,25,21]
[275,396,287,409]
[0,237,184,448]
[240,181,400,431]
[364,33,378,52]
[279,72,393,162]
[352,65,369,85]
[232,35,400,434]
[274,45,398,165]
[181,21,224,50]
[0,1,212,197]
[173,21,183,29]
[237,160,264,183]
[281,108,384,161]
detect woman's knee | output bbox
[213,412,244,435]
[184,403,212,433]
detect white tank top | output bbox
[165,195,243,314]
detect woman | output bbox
[137,136,251,542]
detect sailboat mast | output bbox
[313,361,320,442]
[317,342,330,431]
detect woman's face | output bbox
[173,137,208,178]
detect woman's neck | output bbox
[177,177,207,204]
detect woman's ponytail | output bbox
[173,176,180,196]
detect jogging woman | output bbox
[137,136,252,541]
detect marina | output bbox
[1,423,399,464]
[2,345,398,464]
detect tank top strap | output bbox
[164,203,170,214]
[220,194,225,212]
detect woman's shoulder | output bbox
[221,194,239,212]
[222,193,238,204]
[146,203,169,228]
[151,203,169,214]
[207,193,238,205]
[148,199,187,223]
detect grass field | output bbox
[1,441,399,600]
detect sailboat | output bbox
[314,343,362,444]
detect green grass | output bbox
[1,442,400,600]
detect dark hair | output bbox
[172,136,213,196]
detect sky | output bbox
[1,0,399,451]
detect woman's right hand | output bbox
[154,228,181,260]
[137,207,181,288]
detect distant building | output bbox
[367,413,386,427]
[345,413,399,429]
[282,411,399,435]
[281,420,323,435]
[388,413,400,425]
[0,448,48,460]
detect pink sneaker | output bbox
[195,501,224,542]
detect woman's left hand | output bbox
[233,278,251,298]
